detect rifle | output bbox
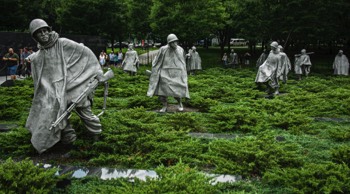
[49,68,114,131]
[294,52,314,57]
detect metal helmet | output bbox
[167,34,178,44]
[278,45,283,51]
[29,19,51,36]
[270,41,278,48]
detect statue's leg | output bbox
[265,82,271,93]
[75,99,102,141]
[269,76,279,95]
[305,66,310,76]
[61,123,77,144]
[158,96,168,112]
[174,97,184,111]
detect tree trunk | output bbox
[218,29,228,57]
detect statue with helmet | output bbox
[147,33,189,112]
[26,19,114,154]
[122,44,139,76]
[294,49,313,80]
[186,46,202,75]
[255,41,284,95]
[333,50,349,76]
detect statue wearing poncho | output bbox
[187,46,202,75]
[26,19,104,154]
[333,50,349,76]
[255,41,283,95]
[294,49,312,80]
[147,34,189,112]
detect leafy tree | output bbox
[56,0,128,49]
[0,0,60,32]
[149,0,228,47]
[126,0,152,42]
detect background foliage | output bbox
[0,0,349,53]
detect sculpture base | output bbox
[155,104,199,113]
[0,124,18,132]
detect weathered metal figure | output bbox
[229,49,239,68]
[26,19,113,154]
[187,46,202,75]
[255,41,283,95]
[122,44,139,76]
[294,49,313,80]
[333,50,349,76]
[278,45,291,83]
[147,34,189,112]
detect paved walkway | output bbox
[0,76,7,85]
[138,50,158,65]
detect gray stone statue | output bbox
[255,41,284,95]
[229,49,239,68]
[333,50,349,76]
[256,49,269,68]
[187,46,202,75]
[122,44,139,76]
[294,49,313,80]
[26,19,110,154]
[147,34,189,112]
[278,45,291,83]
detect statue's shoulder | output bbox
[58,37,80,46]
[177,46,184,52]
[159,45,168,51]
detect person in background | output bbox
[109,50,116,67]
[99,51,106,66]
[17,48,23,78]
[20,47,31,78]
[117,49,123,67]
[222,53,228,67]
[244,52,251,66]
[2,48,19,80]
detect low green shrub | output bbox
[0,158,65,194]
[202,132,304,177]
[0,127,34,156]
[328,124,350,141]
[263,162,350,194]
[65,162,220,194]
[331,145,350,167]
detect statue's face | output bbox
[169,41,178,49]
[34,28,50,44]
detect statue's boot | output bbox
[175,97,184,112]
[159,96,168,112]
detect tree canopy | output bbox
[0,0,349,51]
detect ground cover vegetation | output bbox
[1,47,350,193]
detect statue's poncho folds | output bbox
[26,32,102,153]
[147,45,190,98]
